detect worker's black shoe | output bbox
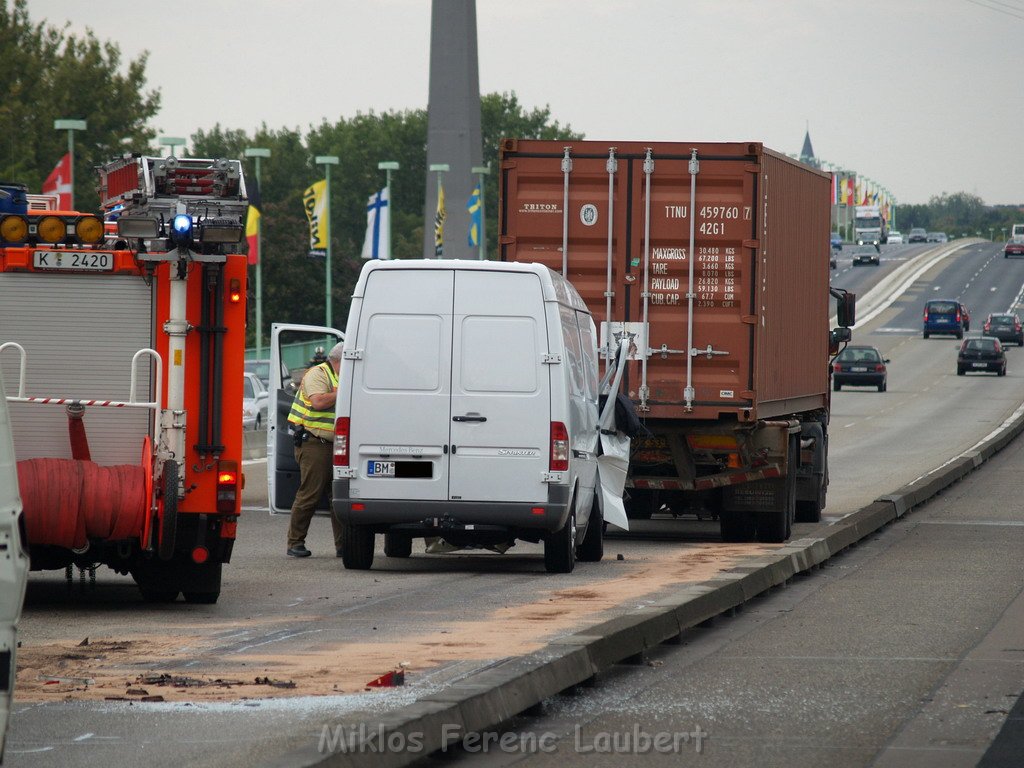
[287,545,312,558]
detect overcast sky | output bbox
[30,0,1024,205]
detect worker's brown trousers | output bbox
[287,439,344,551]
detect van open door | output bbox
[268,323,344,515]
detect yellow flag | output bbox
[303,179,328,257]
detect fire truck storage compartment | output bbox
[0,272,153,464]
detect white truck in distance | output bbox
[854,205,887,246]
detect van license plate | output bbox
[368,461,396,477]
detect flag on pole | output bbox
[434,183,446,257]
[303,179,328,258]
[245,175,262,266]
[467,183,482,247]
[42,153,73,210]
[361,187,390,259]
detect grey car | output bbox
[850,244,880,266]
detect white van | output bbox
[332,259,604,573]
[0,367,30,762]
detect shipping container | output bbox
[499,139,849,542]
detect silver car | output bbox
[242,372,269,431]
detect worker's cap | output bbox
[327,341,345,361]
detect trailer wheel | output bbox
[624,489,655,520]
[756,437,798,543]
[719,509,756,542]
[544,508,577,573]
[158,459,178,561]
[384,531,412,558]
[576,496,604,563]
[341,524,375,570]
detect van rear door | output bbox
[347,267,552,505]
[347,269,455,502]
[448,269,551,503]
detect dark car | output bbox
[957,337,1006,376]
[830,232,843,250]
[850,244,880,266]
[833,345,889,392]
[927,232,948,243]
[923,299,966,339]
[908,227,928,243]
[983,313,1024,346]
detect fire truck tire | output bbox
[576,496,604,562]
[383,532,412,558]
[183,562,223,604]
[719,509,756,542]
[158,460,178,561]
[341,524,375,570]
[544,507,577,573]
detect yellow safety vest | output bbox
[287,362,338,437]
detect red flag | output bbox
[42,153,73,210]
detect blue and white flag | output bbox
[361,187,390,259]
[467,183,482,247]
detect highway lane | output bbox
[8,240,1024,767]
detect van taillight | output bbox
[334,417,350,466]
[923,309,929,321]
[216,460,239,513]
[550,422,569,472]
[956,310,962,322]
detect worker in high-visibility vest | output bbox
[286,341,345,557]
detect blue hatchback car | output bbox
[923,299,966,339]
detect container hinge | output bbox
[692,345,729,360]
[655,344,687,359]
[343,349,363,360]
[741,315,757,325]
[742,239,759,249]
[543,353,562,364]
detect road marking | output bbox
[73,733,95,742]
[243,458,267,466]
[918,520,1024,527]
[10,748,56,754]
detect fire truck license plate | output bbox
[33,251,113,271]
[368,461,396,477]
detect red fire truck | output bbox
[0,156,249,603]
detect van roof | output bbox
[353,259,591,313]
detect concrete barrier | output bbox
[268,382,1024,768]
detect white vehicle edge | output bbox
[0,366,30,763]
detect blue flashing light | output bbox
[171,213,193,243]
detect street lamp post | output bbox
[429,163,449,258]
[245,147,271,358]
[471,163,490,260]
[315,155,339,326]
[378,161,399,259]
[159,136,186,158]
[53,118,86,209]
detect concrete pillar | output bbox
[423,0,483,259]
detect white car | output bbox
[242,372,269,431]
[887,230,904,244]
